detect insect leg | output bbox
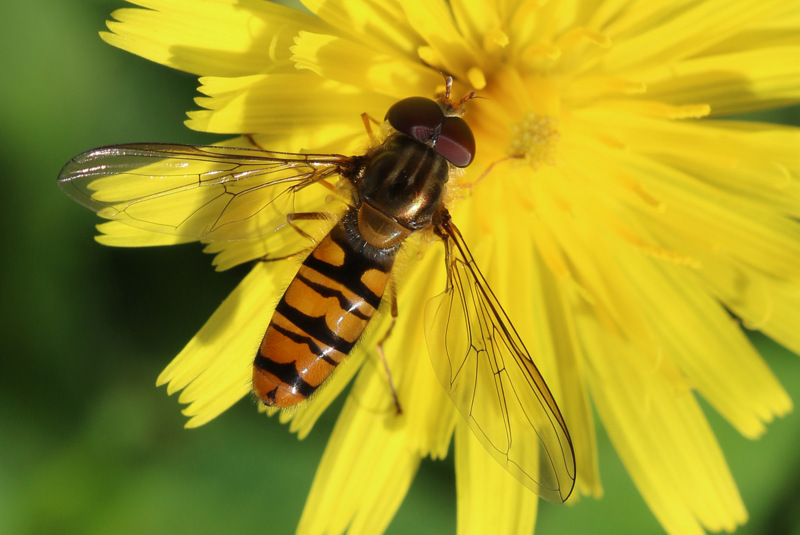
[465,155,523,191]
[244,134,266,150]
[257,209,340,263]
[360,113,382,145]
[285,212,336,242]
[257,251,306,264]
[257,212,335,263]
[441,225,456,292]
[375,277,402,414]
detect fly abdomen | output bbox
[253,212,398,407]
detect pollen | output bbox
[508,111,560,170]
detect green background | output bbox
[3,1,799,534]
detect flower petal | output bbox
[580,313,748,534]
[102,0,329,76]
[296,371,420,535]
[662,225,800,359]
[601,0,786,75]
[449,0,502,49]
[301,0,420,56]
[291,32,442,99]
[571,111,800,282]
[95,221,195,247]
[399,0,482,77]
[186,72,390,150]
[455,422,538,535]
[612,237,790,437]
[548,127,793,436]
[645,46,800,115]
[157,261,295,427]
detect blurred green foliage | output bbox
[2,2,798,534]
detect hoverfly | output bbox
[58,80,576,502]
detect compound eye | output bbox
[385,96,476,168]
[436,116,475,168]
[385,97,443,144]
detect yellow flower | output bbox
[67,0,800,533]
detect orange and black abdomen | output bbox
[253,211,399,407]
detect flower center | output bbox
[508,111,560,170]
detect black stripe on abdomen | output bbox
[302,213,397,310]
[274,299,356,355]
[253,354,315,398]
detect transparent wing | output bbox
[58,143,354,243]
[425,216,576,502]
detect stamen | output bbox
[567,76,647,102]
[518,43,562,71]
[612,101,711,119]
[556,27,612,50]
[467,67,487,90]
[630,240,702,268]
[483,28,509,53]
[522,43,562,61]
[417,46,439,69]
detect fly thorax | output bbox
[357,202,410,249]
[358,135,449,234]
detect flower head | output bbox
[70,0,800,533]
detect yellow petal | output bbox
[646,46,800,115]
[539,126,792,436]
[455,422,538,535]
[101,0,328,76]
[601,0,785,75]
[157,261,295,427]
[186,73,391,145]
[612,232,791,437]
[202,231,310,273]
[95,221,195,246]
[571,110,800,281]
[399,0,482,77]
[579,311,748,534]
[301,0,420,57]
[291,32,442,99]
[450,0,502,49]
[667,227,800,358]
[297,377,420,535]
